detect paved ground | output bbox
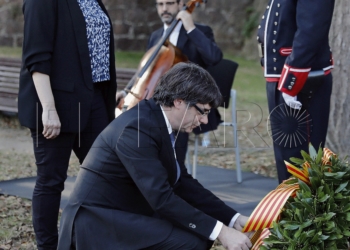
[0,165,278,216]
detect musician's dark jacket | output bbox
[57,98,237,249]
[257,0,334,96]
[148,24,223,134]
[18,0,117,132]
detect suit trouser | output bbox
[30,89,109,250]
[141,226,211,250]
[266,73,332,183]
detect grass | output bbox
[0,46,265,101]
[0,47,22,58]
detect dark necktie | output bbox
[169,132,181,183]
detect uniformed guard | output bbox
[257,0,335,183]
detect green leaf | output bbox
[346,212,350,221]
[343,230,350,237]
[306,229,316,237]
[334,181,348,193]
[342,203,350,212]
[301,150,312,162]
[283,221,300,230]
[299,180,312,194]
[300,220,312,229]
[283,178,298,185]
[308,143,317,160]
[318,194,330,202]
[315,147,323,164]
[310,231,321,243]
[324,172,346,179]
[273,221,284,240]
[290,157,306,165]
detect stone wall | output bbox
[0,0,268,56]
[0,0,23,47]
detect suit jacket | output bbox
[148,24,223,133]
[148,24,222,68]
[18,0,117,132]
[58,99,237,250]
[257,0,334,96]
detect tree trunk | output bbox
[326,1,350,156]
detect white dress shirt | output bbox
[163,21,195,46]
[160,105,240,240]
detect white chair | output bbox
[189,89,242,183]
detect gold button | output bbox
[274,22,278,26]
[277,3,280,7]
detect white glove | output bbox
[282,92,302,110]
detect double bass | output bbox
[119,0,207,111]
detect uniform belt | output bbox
[266,69,331,83]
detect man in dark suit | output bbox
[148,0,223,166]
[257,0,335,183]
[58,63,252,250]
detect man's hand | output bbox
[282,92,302,109]
[176,10,195,31]
[234,215,255,239]
[116,91,126,110]
[218,225,252,250]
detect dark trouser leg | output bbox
[31,131,76,250]
[31,89,109,249]
[266,75,332,183]
[73,90,109,163]
[142,226,208,250]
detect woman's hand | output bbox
[32,72,61,139]
[41,104,61,139]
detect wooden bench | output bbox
[0,57,136,113]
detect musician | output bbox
[58,63,252,250]
[257,0,335,183]
[149,0,223,166]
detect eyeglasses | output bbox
[155,1,177,7]
[193,104,210,117]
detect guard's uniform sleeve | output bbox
[278,0,334,96]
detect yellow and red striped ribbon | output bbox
[322,148,337,166]
[243,147,336,249]
[243,182,299,248]
[242,182,299,233]
[286,161,310,185]
[251,228,271,250]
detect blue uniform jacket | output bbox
[257,0,334,96]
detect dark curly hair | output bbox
[153,62,222,108]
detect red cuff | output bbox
[277,64,311,96]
